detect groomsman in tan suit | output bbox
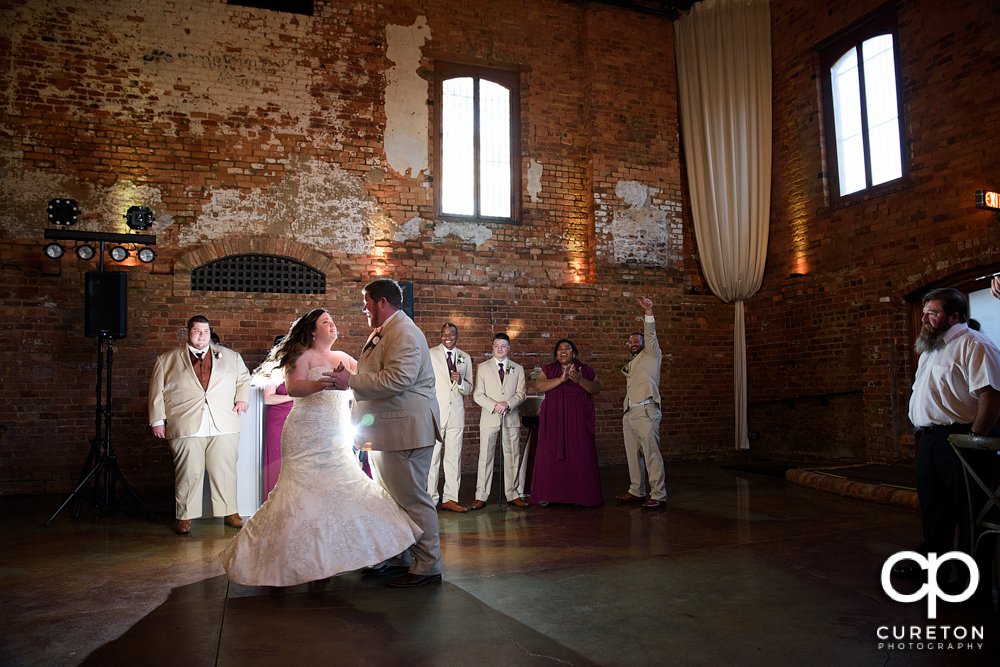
[149,315,251,535]
[617,297,667,509]
[428,323,473,512]
[326,279,443,587]
[471,333,528,509]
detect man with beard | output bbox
[616,296,667,509]
[895,288,1000,603]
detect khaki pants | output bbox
[428,417,464,505]
[476,422,524,502]
[169,433,239,520]
[371,447,442,576]
[622,404,667,501]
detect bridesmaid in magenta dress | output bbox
[531,339,603,506]
[262,382,294,497]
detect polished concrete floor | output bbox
[1,462,997,666]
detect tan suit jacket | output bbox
[622,317,661,411]
[350,311,442,451]
[148,345,251,440]
[474,358,526,429]
[429,344,473,429]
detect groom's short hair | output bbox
[364,279,403,308]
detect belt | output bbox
[913,423,969,435]
[628,398,655,408]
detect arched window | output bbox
[435,62,521,223]
[819,7,906,203]
[191,254,324,294]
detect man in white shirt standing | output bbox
[149,316,250,535]
[471,333,527,509]
[896,288,1000,603]
[428,323,473,512]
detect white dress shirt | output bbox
[908,323,1000,428]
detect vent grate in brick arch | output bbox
[191,254,325,294]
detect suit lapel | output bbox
[182,346,202,387]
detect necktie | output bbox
[498,364,505,382]
[446,351,455,373]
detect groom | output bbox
[326,279,443,587]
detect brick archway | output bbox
[172,237,339,295]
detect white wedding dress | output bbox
[220,367,421,586]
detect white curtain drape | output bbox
[675,0,772,450]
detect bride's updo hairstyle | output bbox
[256,308,328,379]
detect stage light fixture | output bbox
[125,206,154,231]
[44,242,65,259]
[47,199,80,226]
[137,247,156,263]
[76,244,96,261]
[109,246,129,262]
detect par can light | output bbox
[137,247,156,263]
[44,242,65,259]
[109,246,129,262]
[76,244,96,261]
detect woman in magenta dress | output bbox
[531,339,603,506]
[262,381,294,497]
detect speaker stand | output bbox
[46,335,155,525]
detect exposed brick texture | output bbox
[1,0,998,496]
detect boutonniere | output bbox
[212,349,222,360]
[504,361,513,374]
[456,352,465,364]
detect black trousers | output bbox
[916,422,998,595]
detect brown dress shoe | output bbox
[510,497,529,507]
[641,499,666,509]
[175,519,191,535]
[441,500,469,513]
[615,492,645,503]
[470,500,486,510]
[387,573,442,588]
[224,513,245,528]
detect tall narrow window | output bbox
[820,8,906,202]
[435,63,520,223]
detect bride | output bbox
[219,309,421,586]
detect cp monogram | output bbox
[881,551,979,619]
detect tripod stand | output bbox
[46,334,155,525]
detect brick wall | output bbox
[0,0,739,496]
[755,0,1000,463]
[5,0,995,497]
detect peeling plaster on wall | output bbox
[384,17,431,178]
[433,222,493,247]
[0,146,171,240]
[527,159,543,203]
[394,216,423,242]
[2,1,349,142]
[616,180,651,209]
[179,155,390,254]
[595,180,682,267]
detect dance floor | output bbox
[0,462,995,666]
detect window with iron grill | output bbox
[191,255,325,294]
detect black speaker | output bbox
[399,281,414,320]
[85,272,127,338]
